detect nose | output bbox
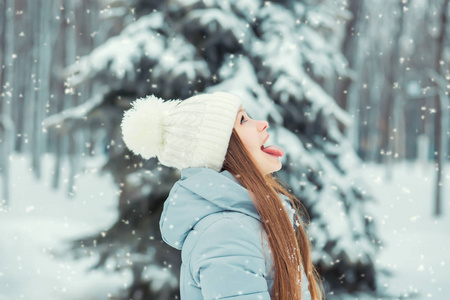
[260,120,269,131]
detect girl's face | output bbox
[233,105,282,176]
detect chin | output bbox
[272,164,282,174]
[263,162,282,175]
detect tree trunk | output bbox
[432,0,448,217]
[384,0,405,181]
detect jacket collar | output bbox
[179,167,262,221]
[160,167,293,250]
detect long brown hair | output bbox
[221,128,326,299]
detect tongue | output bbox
[262,145,284,157]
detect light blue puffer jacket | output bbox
[160,167,311,299]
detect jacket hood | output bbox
[159,167,294,250]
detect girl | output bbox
[121,91,325,299]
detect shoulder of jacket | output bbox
[193,211,250,233]
[189,214,265,260]
[186,212,262,257]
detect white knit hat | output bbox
[120,91,242,172]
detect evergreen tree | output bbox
[46,0,384,298]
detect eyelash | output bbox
[240,115,247,124]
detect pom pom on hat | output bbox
[120,94,180,159]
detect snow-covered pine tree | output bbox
[46,0,383,298]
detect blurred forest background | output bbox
[0,0,449,299]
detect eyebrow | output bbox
[237,109,253,123]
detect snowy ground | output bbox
[359,161,450,300]
[0,153,128,300]
[0,153,449,300]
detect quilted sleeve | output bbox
[190,217,271,300]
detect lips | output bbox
[261,134,269,148]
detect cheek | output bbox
[236,128,260,152]
[249,140,262,156]
[241,134,258,149]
